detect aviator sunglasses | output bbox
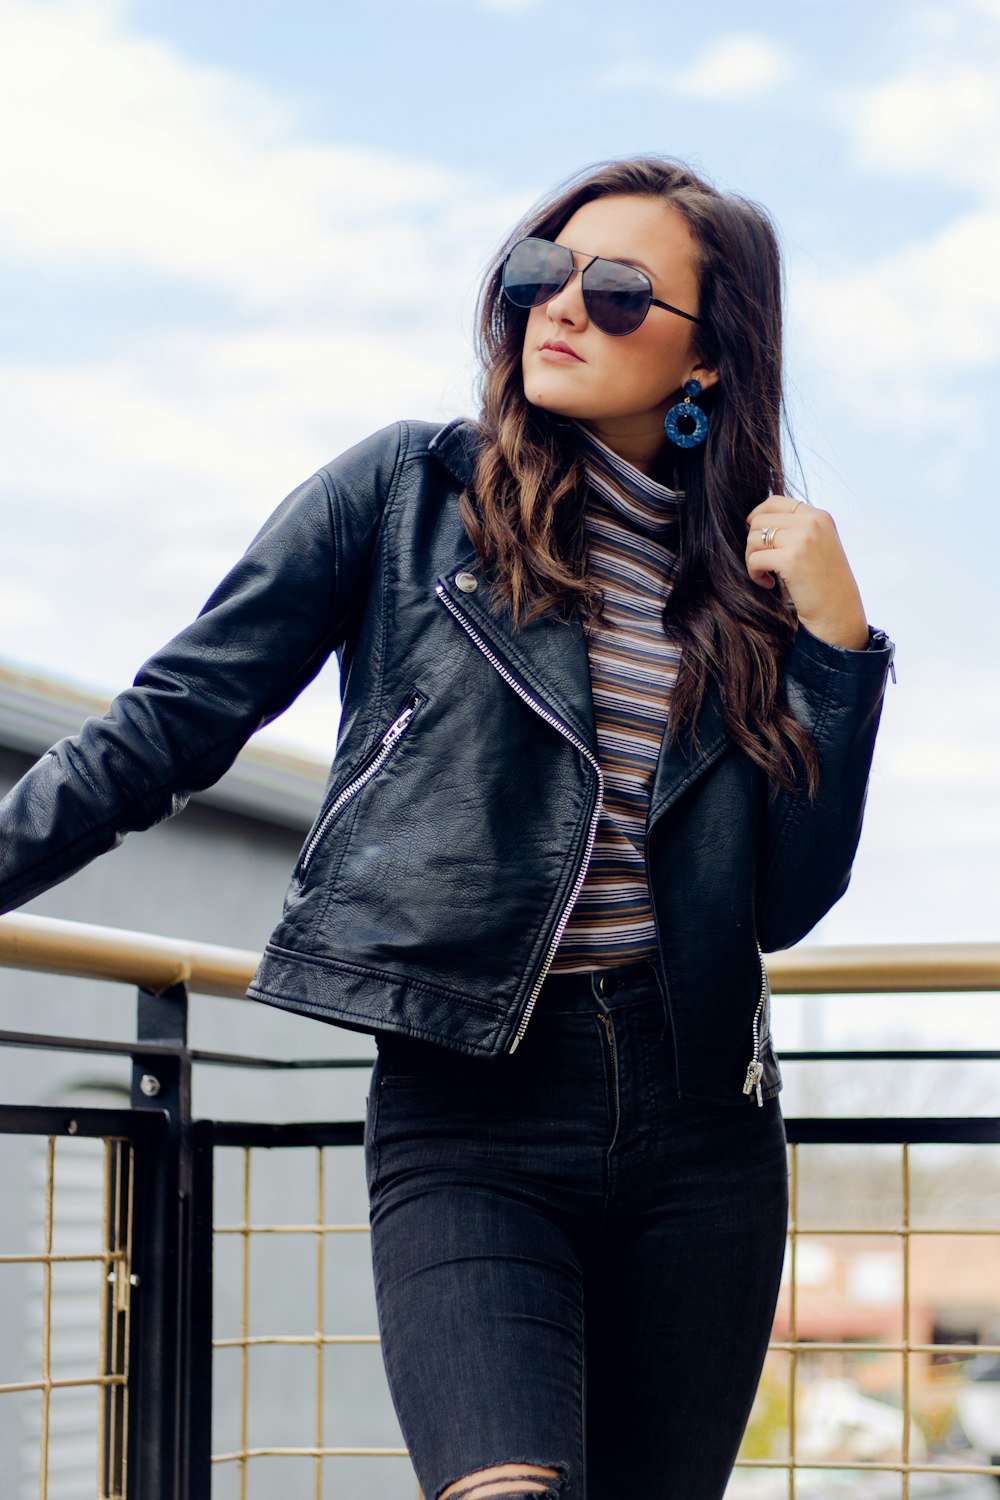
[501,235,706,338]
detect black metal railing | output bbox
[2,915,999,1500]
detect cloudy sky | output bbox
[1,0,998,1047]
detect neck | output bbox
[580,416,668,476]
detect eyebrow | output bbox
[613,254,656,277]
[560,241,658,279]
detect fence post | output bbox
[128,981,192,1500]
[188,1121,216,1494]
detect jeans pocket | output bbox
[376,1031,483,1085]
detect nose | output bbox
[545,255,588,327]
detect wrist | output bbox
[796,615,870,652]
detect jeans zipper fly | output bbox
[598,1010,620,1131]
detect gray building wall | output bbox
[0,671,407,1498]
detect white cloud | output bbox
[790,8,1000,412]
[0,0,509,746]
[0,581,52,634]
[595,33,793,102]
[950,0,1000,22]
[792,209,1000,390]
[876,654,1000,785]
[0,319,476,680]
[0,0,500,313]
[0,324,472,511]
[0,317,478,755]
[678,34,794,99]
[843,64,1000,198]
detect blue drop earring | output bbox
[663,379,709,448]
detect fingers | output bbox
[745,518,793,582]
[745,494,811,530]
[744,501,830,568]
[745,541,782,589]
[744,500,810,594]
[743,500,860,627]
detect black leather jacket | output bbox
[0,418,895,1103]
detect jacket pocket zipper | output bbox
[742,942,769,1107]
[299,693,420,875]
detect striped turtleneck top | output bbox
[550,423,683,974]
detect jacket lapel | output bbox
[430,419,598,754]
[648,674,731,823]
[437,561,599,756]
[429,417,731,795]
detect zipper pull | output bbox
[884,636,897,685]
[871,631,896,685]
[381,701,416,748]
[743,1059,764,1108]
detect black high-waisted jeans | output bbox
[364,960,789,1500]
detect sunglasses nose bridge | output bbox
[562,250,598,288]
[546,250,596,319]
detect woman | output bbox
[0,157,894,1498]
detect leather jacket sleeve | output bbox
[0,423,402,916]
[755,621,895,952]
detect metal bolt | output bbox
[67,1119,78,1135]
[139,1074,160,1097]
[129,1274,140,1287]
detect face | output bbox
[520,193,719,457]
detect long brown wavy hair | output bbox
[460,156,819,798]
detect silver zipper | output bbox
[742,941,769,1107]
[870,630,897,685]
[435,582,603,1053]
[299,696,419,874]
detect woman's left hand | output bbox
[745,496,869,651]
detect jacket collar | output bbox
[428,417,481,487]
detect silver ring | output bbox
[761,526,778,549]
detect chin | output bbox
[524,385,588,421]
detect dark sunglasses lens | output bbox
[583,258,651,336]
[502,239,572,308]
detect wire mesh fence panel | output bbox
[728,1136,1000,1500]
[0,1127,133,1500]
[210,1142,409,1500]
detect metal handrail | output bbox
[1,911,998,997]
[0,912,259,996]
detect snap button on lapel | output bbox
[455,571,478,593]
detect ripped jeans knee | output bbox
[436,1458,567,1500]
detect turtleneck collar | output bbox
[571,421,683,536]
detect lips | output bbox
[539,340,584,363]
